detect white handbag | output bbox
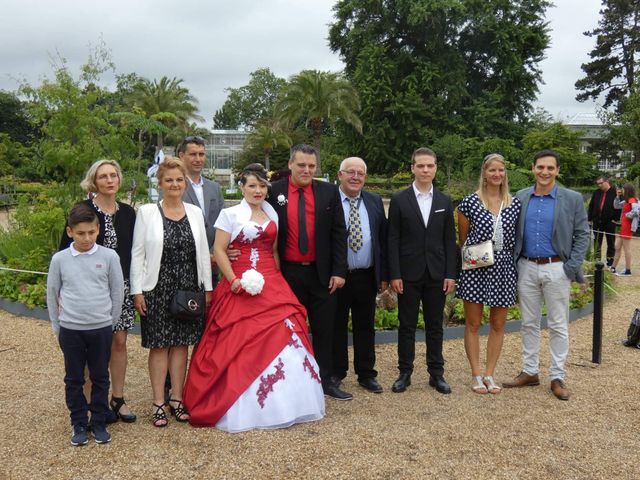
[461,202,503,271]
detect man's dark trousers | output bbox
[333,267,378,381]
[281,262,336,386]
[397,271,445,376]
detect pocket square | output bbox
[434,209,445,213]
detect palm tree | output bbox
[275,70,362,173]
[112,107,170,171]
[245,124,292,171]
[130,76,202,150]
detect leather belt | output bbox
[523,255,562,264]
[348,267,374,274]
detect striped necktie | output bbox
[348,197,362,252]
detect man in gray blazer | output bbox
[177,136,224,280]
[503,149,589,401]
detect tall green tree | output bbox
[328,0,550,174]
[19,46,135,187]
[275,69,362,173]
[213,68,287,130]
[575,0,640,113]
[0,91,37,144]
[129,76,202,150]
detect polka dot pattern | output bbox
[456,193,521,307]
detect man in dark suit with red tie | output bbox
[267,144,351,400]
[332,157,388,394]
[388,147,457,394]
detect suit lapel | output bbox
[201,182,213,217]
[405,187,425,227]
[425,188,441,228]
[185,183,199,208]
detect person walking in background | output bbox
[130,157,213,427]
[611,183,637,277]
[457,154,521,394]
[388,147,457,395]
[183,164,325,431]
[332,157,388,394]
[503,150,589,401]
[59,160,137,423]
[48,203,124,446]
[267,144,350,401]
[587,176,618,267]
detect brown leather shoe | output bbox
[550,379,570,400]
[502,371,540,388]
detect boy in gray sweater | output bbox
[47,203,124,446]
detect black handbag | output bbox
[624,308,640,348]
[158,203,205,321]
[169,289,205,321]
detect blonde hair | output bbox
[156,156,187,181]
[476,153,512,208]
[80,159,123,193]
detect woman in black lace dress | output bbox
[130,157,213,427]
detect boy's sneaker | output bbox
[70,425,89,446]
[91,423,112,444]
[616,270,632,277]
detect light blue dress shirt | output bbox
[522,185,558,258]
[339,189,373,270]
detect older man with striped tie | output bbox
[331,157,388,394]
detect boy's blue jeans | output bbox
[58,325,112,427]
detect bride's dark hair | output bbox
[239,163,270,186]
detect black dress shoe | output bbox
[391,373,411,393]
[358,377,383,393]
[323,384,353,401]
[429,375,452,394]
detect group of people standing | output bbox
[588,175,638,276]
[48,138,594,446]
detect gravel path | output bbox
[1,257,639,479]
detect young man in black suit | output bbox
[388,147,457,394]
[332,157,388,394]
[267,144,351,400]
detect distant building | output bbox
[565,113,629,175]
[206,130,249,170]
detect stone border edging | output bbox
[1,297,594,345]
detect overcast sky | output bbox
[0,0,602,128]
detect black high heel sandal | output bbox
[169,398,190,422]
[151,403,168,427]
[110,396,137,423]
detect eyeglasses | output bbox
[340,170,366,178]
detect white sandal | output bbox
[483,376,502,394]
[472,375,488,394]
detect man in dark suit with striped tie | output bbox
[332,157,388,394]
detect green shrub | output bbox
[0,189,67,308]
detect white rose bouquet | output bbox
[240,269,265,296]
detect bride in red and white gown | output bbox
[183,166,325,432]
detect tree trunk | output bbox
[312,125,322,176]
[264,150,271,172]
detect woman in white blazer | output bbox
[131,157,213,427]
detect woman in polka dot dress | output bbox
[457,154,521,394]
